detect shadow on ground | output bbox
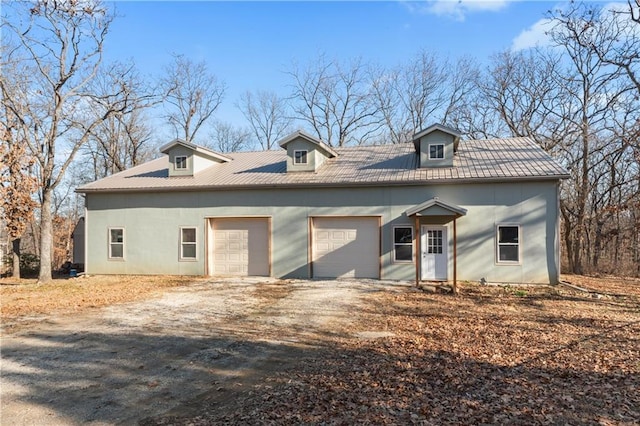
[1,329,319,424]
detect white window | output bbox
[393,227,413,262]
[294,150,308,164]
[175,155,188,170]
[180,227,197,260]
[109,228,124,260]
[497,225,520,263]
[429,144,445,160]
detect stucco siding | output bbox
[85,181,560,284]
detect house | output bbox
[76,124,569,285]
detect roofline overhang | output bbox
[76,174,570,195]
[277,130,338,158]
[412,123,463,142]
[405,197,467,217]
[160,138,233,163]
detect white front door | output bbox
[421,225,448,281]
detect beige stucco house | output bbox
[76,124,569,284]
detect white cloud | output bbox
[404,0,510,22]
[511,18,553,51]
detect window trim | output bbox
[393,226,414,263]
[428,143,445,160]
[108,227,125,261]
[496,224,521,265]
[294,150,308,165]
[179,226,198,261]
[175,155,188,170]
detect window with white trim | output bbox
[109,228,124,259]
[497,225,520,263]
[294,150,308,164]
[175,155,188,170]
[180,227,197,260]
[393,227,413,262]
[429,144,445,159]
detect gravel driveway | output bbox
[1,277,408,425]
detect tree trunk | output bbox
[38,188,53,282]
[592,221,603,271]
[560,204,576,273]
[11,238,21,279]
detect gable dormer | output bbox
[278,130,338,173]
[160,139,232,177]
[412,123,462,168]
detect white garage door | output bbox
[209,218,269,276]
[312,217,379,279]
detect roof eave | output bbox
[160,138,232,163]
[76,173,569,195]
[277,130,338,158]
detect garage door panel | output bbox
[312,217,379,279]
[210,219,269,276]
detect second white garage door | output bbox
[209,218,269,276]
[312,217,380,279]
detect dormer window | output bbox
[278,130,338,173]
[294,150,308,165]
[413,124,461,168]
[429,144,444,160]
[175,156,188,170]
[160,139,232,177]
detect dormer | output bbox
[160,139,232,177]
[412,123,462,168]
[278,130,338,173]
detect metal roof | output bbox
[77,137,570,193]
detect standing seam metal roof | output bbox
[76,137,569,193]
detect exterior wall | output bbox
[84,181,561,284]
[193,153,217,174]
[418,129,455,168]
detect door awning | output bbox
[405,197,467,217]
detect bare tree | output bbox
[1,0,133,282]
[548,4,637,274]
[565,2,640,94]
[371,51,448,144]
[82,61,157,180]
[160,54,226,143]
[371,52,478,144]
[237,90,291,150]
[288,55,382,147]
[478,49,566,151]
[208,121,252,153]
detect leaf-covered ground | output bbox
[3,274,639,424]
[153,275,640,425]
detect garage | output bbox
[312,217,380,279]
[208,218,270,276]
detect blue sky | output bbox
[103,0,562,131]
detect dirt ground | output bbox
[1,274,639,425]
[1,276,406,425]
